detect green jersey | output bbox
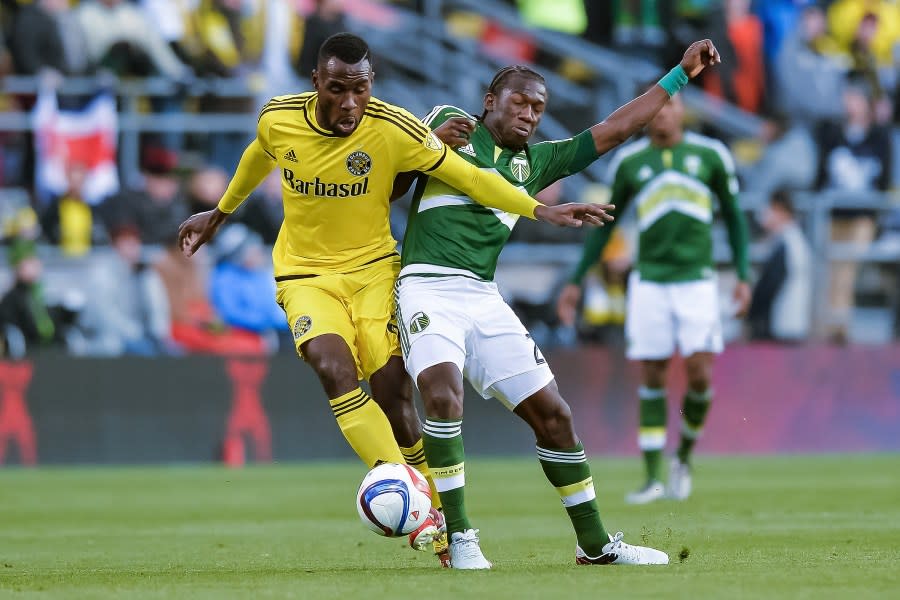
[400,105,599,280]
[571,132,749,284]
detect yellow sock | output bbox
[400,438,442,510]
[330,388,404,467]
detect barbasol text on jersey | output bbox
[282,168,370,198]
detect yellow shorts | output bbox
[276,255,401,381]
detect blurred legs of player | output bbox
[277,258,447,562]
[624,274,719,504]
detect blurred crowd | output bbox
[0,0,898,358]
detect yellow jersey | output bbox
[217,92,540,279]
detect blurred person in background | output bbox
[296,0,347,80]
[9,0,91,78]
[0,239,65,352]
[773,3,846,126]
[75,0,192,81]
[40,161,109,257]
[104,146,188,246]
[78,225,174,356]
[154,233,264,356]
[747,190,813,343]
[210,223,287,345]
[847,11,895,124]
[191,0,266,171]
[816,77,893,343]
[701,0,766,114]
[558,87,750,506]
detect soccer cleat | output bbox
[408,508,451,568]
[448,529,492,570]
[575,532,669,565]
[624,480,665,505]
[666,458,692,500]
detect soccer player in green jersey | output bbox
[392,40,722,568]
[557,84,751,505]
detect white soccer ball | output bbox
[356,462,433,537]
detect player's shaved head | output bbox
[313,33,374,137]
[318,32,372,69]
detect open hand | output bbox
[679,39,721,79]
[534,202,615,228]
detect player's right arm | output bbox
[178,109,278,256]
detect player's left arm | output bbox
[711,143,752,316]
[587,39,720,157]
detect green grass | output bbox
[1,455,898,599]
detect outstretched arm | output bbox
[588,40,721,157]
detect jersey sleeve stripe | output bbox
[265,93,310,104]
[363,111,426,142]
[258,103,305,122]
[422,146,448,172]
[366,103,430,137]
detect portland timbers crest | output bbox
[409,312,430,334]
[510,154,530,182]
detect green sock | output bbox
[639,387,667,483]
[678,389,711,464]
[422,418,471,535]
[537,443,608,557]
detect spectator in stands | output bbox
[816,77,894,343]
[774,4,846,125]
[0,239,63,351]
[9,0,90,77]
[187,166,283,245]
[104,146,188,246]
[848,12,894,124]
[191,0,265,171]
[209,224,286,341]
[296,0,347,80]
[702,0,766,114]
[748,190,812,342]
[155,234,265,355]
[78,224,174,356]
[40,161,109,256]
[827,0,900,67]
[75,0,191,81]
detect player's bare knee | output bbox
[309,354,358,393]
[684,356,712,392]
[417,373,464,420]
[537,401,576,448]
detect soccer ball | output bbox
[356,462,432,537]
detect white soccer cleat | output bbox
[575,532,669,565]
[624,480,666,505]
[448,529,492,569]
[666,458,692,501]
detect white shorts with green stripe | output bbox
[395,267,553,410]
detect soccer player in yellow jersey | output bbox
[177,33,611,564]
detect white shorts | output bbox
[625,272,723,360]
[395,272,554,410]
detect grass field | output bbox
[1,455,898,599]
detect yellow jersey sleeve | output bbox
[379,103,540,219]
[217,106,278,214]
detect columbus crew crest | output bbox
[346,151,372,176]
[293,315,312,340]
[424,132,443,151]
[510,154,530,182]
[409,312,430,334]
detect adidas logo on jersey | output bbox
[284,148,298,162]
[458,144,476,157]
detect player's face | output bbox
[483,75,547,149]
[312,57,373,137]
[647,93,685,138]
